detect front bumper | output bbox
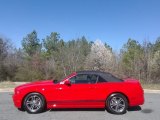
[12,94,21,108]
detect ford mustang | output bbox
[12,71,144,114]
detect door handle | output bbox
[56,87,62,90]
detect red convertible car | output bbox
[12,71,144,114]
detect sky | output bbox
[0,0,160,50]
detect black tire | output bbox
[18,108,25,111]
[23,93,46,114]
[106,93,128,114]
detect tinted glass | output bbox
[88,74,98,83]
[97,76,107,83]
[69,74,98,84]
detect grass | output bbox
[142,84,160,90]
[0,81,16,89]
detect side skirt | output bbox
[47,100,105,109]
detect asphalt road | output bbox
[0,93,160,120]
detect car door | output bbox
[51,74,97,107]
[68,74,96,101]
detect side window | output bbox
[69,74,98,84]
[88,74,98,83]
[97,76,107,83]
[70,74,88,84]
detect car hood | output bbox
[15,80,53,90]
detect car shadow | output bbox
[127,106,142,112]
[47,106,143,113]
[49,106,142,112]
[128,106,153,114]
[49,108,105,112]
[18,106,144,113]
[141,109,153,114]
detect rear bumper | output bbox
[12,94,21,108]
[129,94,144,106]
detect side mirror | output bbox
[64,80,71,86]
[53,79,58,83]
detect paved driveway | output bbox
[0,93,160,120]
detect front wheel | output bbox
[106,93,128,114]
[23,93,46,114]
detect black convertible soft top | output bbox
[77,71,123,82]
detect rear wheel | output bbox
[23,93,45,114]
[106,93,128,114]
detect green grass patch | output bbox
[0,81,16,88]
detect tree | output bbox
[16,30,44,81]
[22,30,41,56]
[0,37,10,81]
[120,39,143,78]
[85,39,114,72]
[150,50,160,83]
[153,37,160,52]
[0,37,8,61]
[140,40,153,83]
[54,37,91,78]
[105,43,112,51]
[2,29,160,84]
[43,32,60,55]
[43,56,56,79]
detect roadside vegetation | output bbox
[0,81,16,88]
[0,30,160,88]
[142,84,160,90]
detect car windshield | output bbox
[53,73,76,84]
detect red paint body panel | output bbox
[12,73,144,109]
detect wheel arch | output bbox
[106,92,130,106]
[21,91,47,109]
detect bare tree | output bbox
[150,50,160,83]
[43,56,56,79]
[0,37,10,81]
